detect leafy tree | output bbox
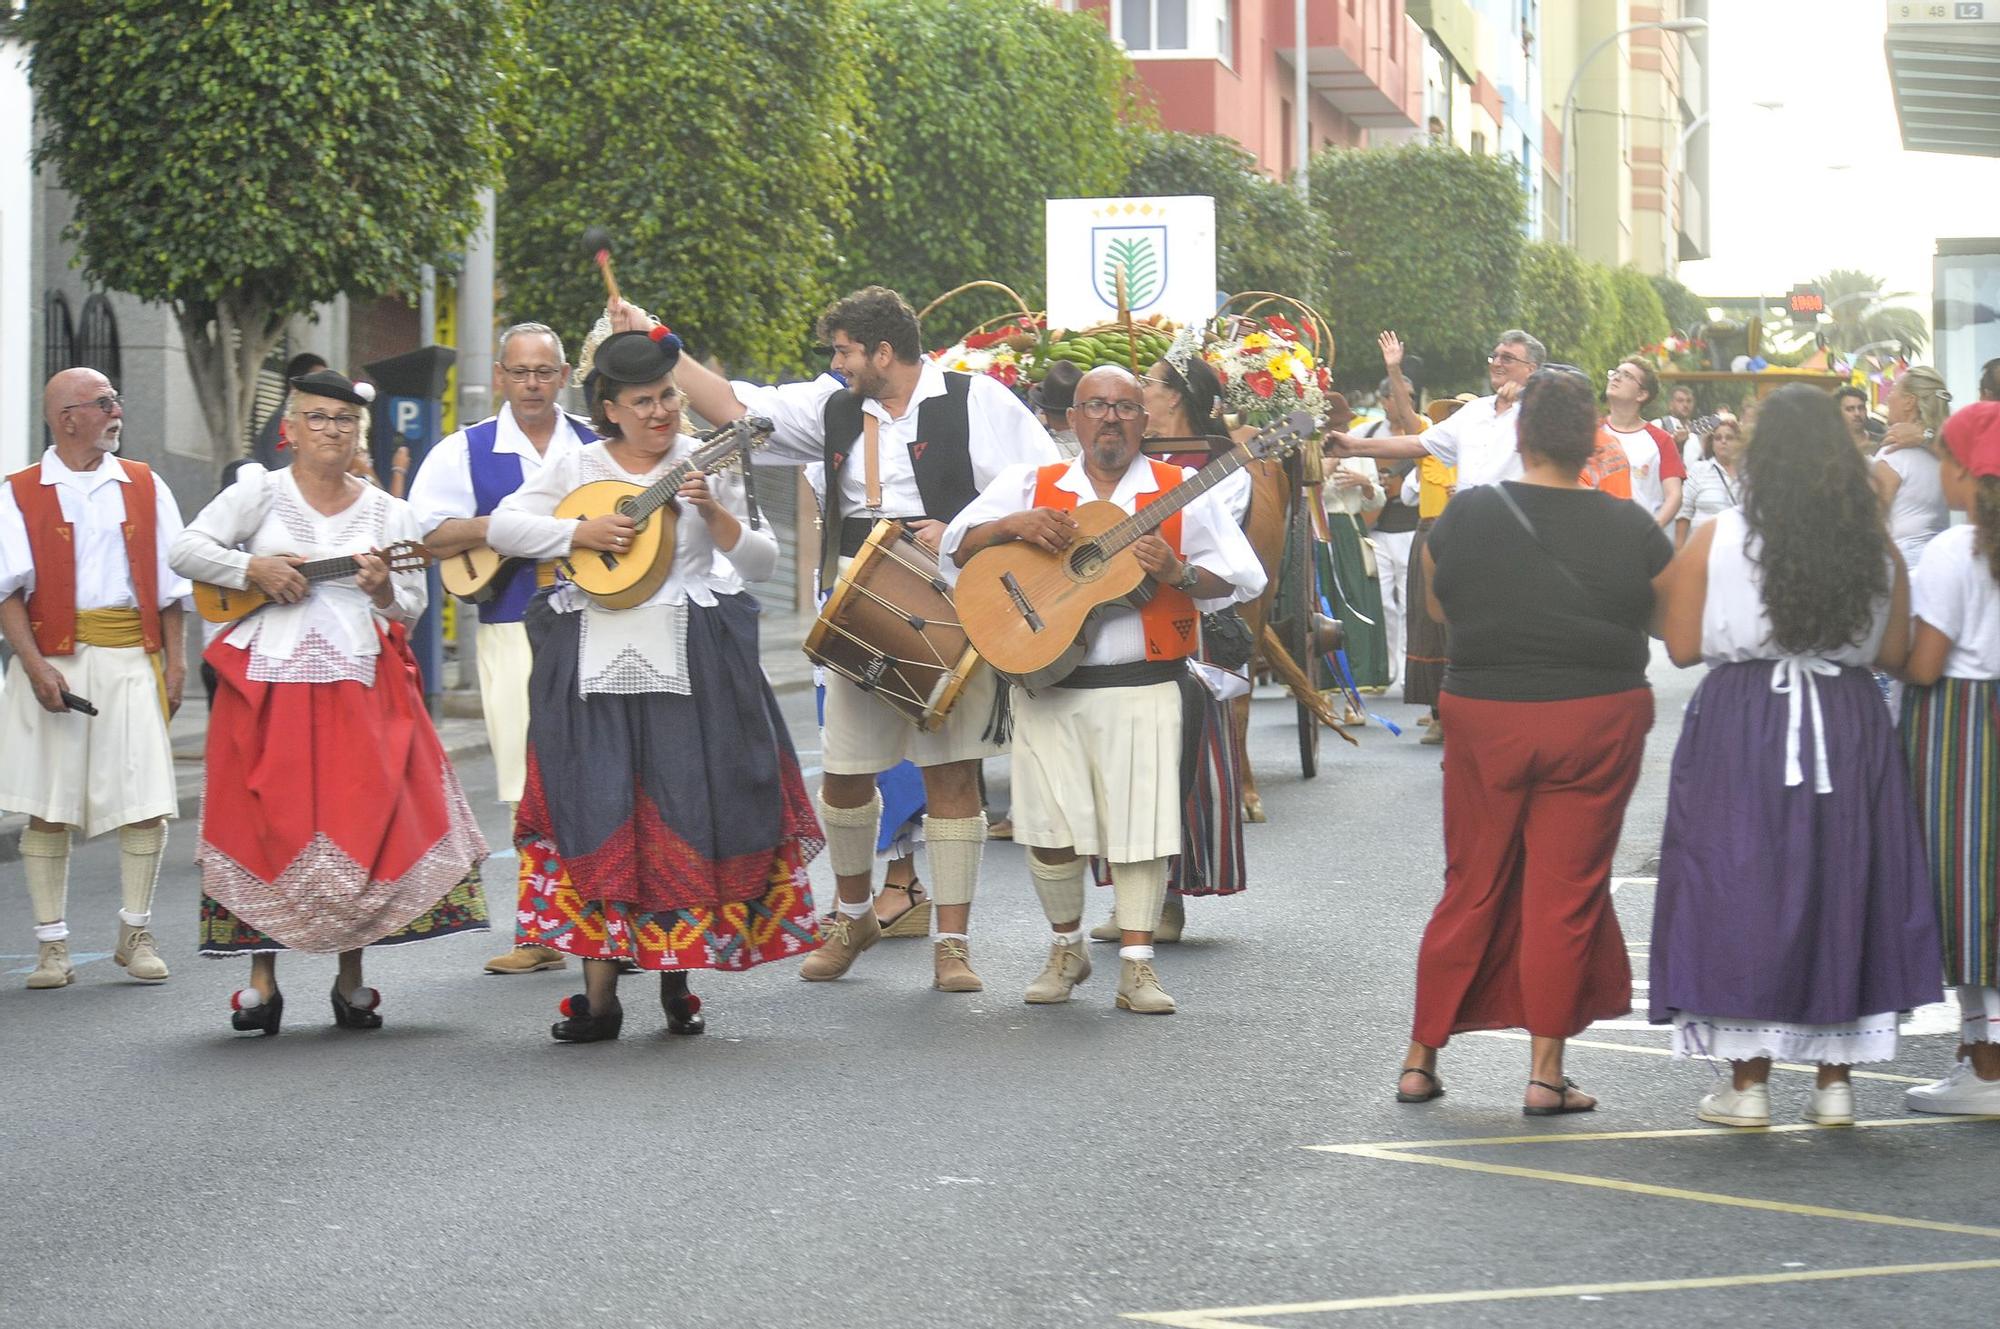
[1606,266,1670,369]
[1572,263,1623,383]
[840,0,1142,339]
[1308,143,1525,392]
[1810,267,1929,357]
[498,0,870,378]
[1514,241,1596,370]
[1122,130,1334,314]
[1649,272,1708,336]
[18,1,509,461]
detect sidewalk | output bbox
[0,607,817,862]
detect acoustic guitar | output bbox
[193,540,432,624]
[955,411,1318,686]
[549,416,772,609]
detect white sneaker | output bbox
[1696,1082,1771,1127]
[1804,1080,1855,1125]
[1905,1062,2000,1115]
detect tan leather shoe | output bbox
[1154,895,1185,944]
[1419,717,1444,746]
[484,944,567,975]
[1116,958,1176,1014]
[1089,915,1121,943]
[26,940,74,990]
[802,910,881,981]
[114,923,170,982]
[1023,939,1090,1004]
[933,938,983,992]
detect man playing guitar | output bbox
[655,287,1057,993]
[407,322,596,976]
[943,367,1266,1013]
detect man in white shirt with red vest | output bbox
[409,321,596,976]
[944,367,1265,1013]
[0,368,190,989]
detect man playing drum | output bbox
[654,287,1056,992]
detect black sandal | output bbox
[1523,1076,1596,1116]
[660,971,704,1036]
[551,993,623,1043]
[1396,1066,1445,1103]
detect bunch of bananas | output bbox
[1036,323,1177,377]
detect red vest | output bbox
[5,460,163,656]
[1032,459,1199,662]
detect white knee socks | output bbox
[923,814,986,907]
[1111,857,1170,934]
[817,791,881,880]
[20,826,71,943]
[119,822,168,927]
[1027,853,1086,929]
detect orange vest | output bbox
[5,460,163,657]
[1032,459,1199,662]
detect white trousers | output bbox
[475,618,533,804]
[1370,529,1413,691]
[0,646,176,838]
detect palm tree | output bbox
[1813,268,1930,357]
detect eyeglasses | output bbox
[499,366,565,384]
[61,393,123,414]
[1488,352,1531,368]
[1076,399,1145,420]
[620,388,681,414]
[300,411,362,433]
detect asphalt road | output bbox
[3,649,1996,1329]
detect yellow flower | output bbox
[1294,349,1316,371]
[1269,355,1294,382]
[1242,332,1271,352]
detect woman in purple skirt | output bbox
[1650,385,1941,1127]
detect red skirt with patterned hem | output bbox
[197,623,489,955]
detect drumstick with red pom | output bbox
[582,226,624,308]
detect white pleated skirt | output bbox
[0,645,176,838]
[1009,679,1181,863]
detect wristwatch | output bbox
[1174,561,1201,592]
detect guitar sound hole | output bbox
[1067,542,1105,581]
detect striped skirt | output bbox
[1902,677,2000,987]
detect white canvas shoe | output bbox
[1804,1080,1855,1125]
[1696,1081,1771,1127]
[1905,1062,2000,1115]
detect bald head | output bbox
[1069,365,1149,481]
[43,368,123,465]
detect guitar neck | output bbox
[622,421,758,521]
[1097,447,1253,554]
[296,554,366,584]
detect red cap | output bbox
[1943,401,2000,477]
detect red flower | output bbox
[964,329,1006,350]
[994,362,1020,387]
[1215,367,1229,386]
[1315,366,1331,390]
[1265,314,1302,342]
[1247,370,1276,399]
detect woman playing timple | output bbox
[489,329,824,1043]
[171,369,490,1035]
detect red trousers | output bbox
[1411,687,1653,1047]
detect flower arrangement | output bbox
[1206,315,1332,427]
[929,316,1044,393]
[1641,333,1709,374]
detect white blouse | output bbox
[488,437,777,695]
[169,465,426,686]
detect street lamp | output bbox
[1561,17,1708,248]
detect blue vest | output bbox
[467,412,596,623]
